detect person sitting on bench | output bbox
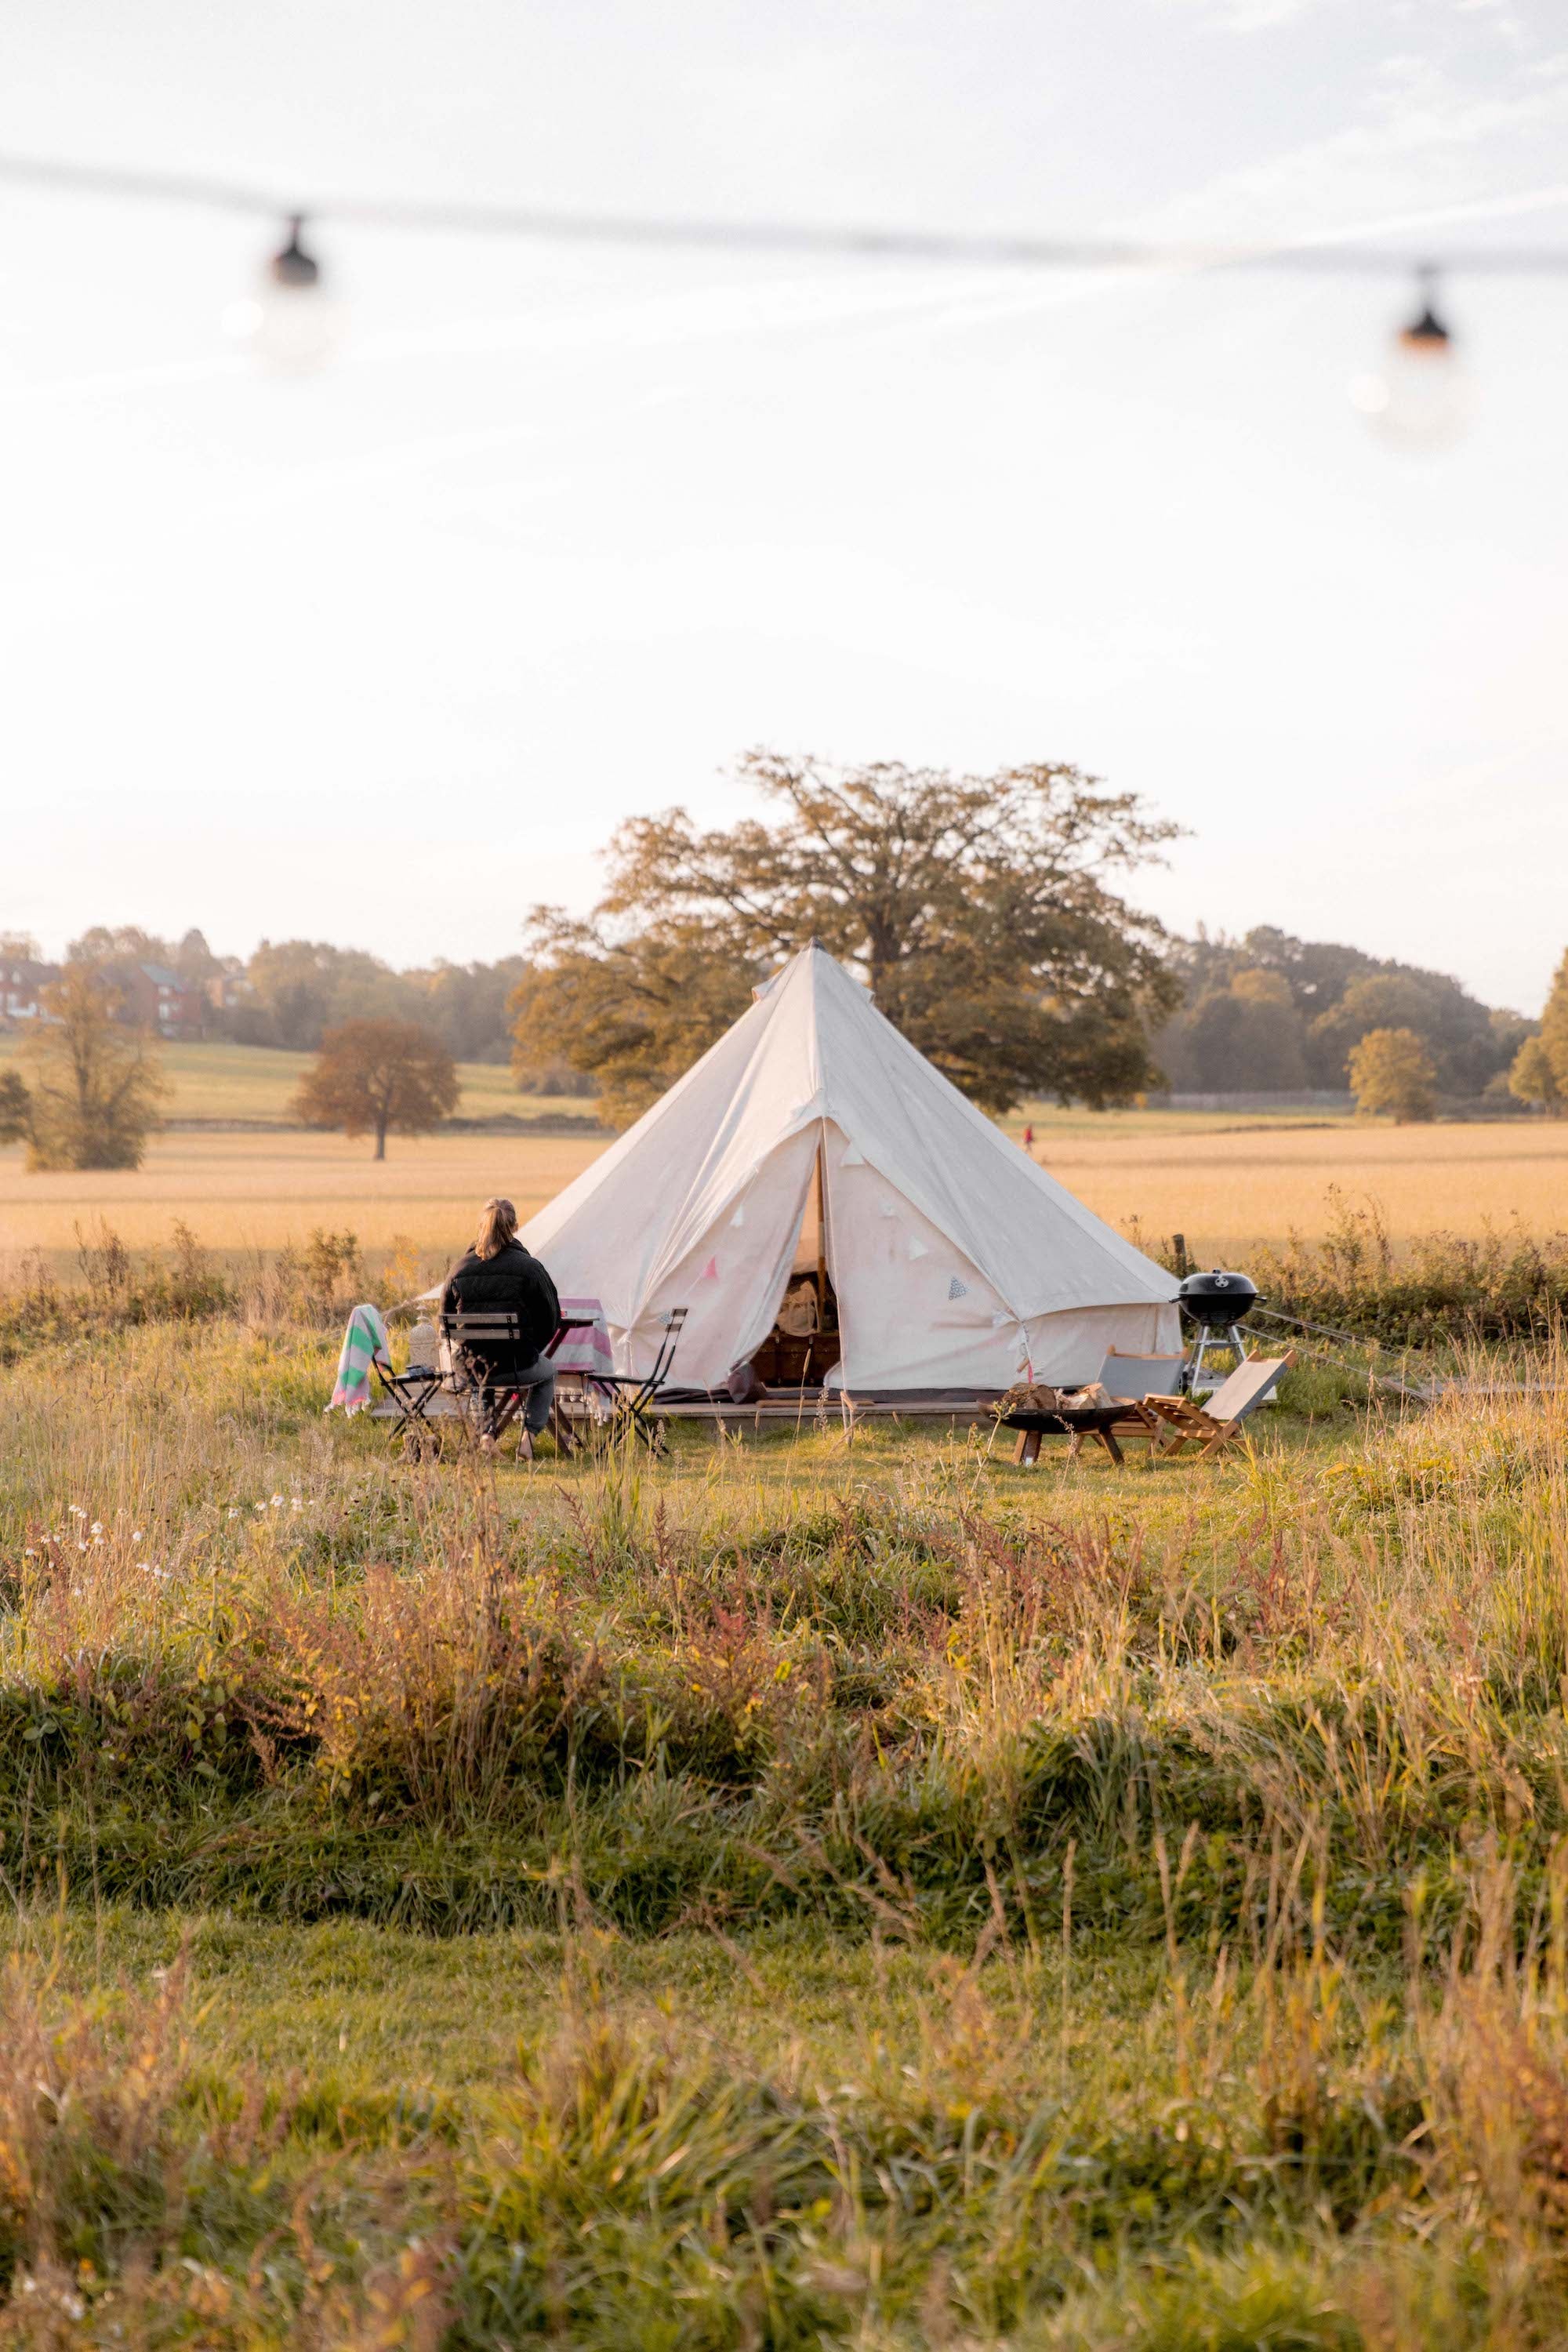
[441,1197,561,1453]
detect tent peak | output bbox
[753,938,840,1001]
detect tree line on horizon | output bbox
[4,751,1563,1166]
[13,926,587,1088]
[1157,928,1535,1102]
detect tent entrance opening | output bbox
[747,1134,840,1388]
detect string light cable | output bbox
[2,145,1564,430]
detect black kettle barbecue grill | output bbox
[1176,1268,1260,1391]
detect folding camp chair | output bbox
[437,1311,554,1450]
[379,1312,594,1460]
[586,1308,689,1455]
[1142,1352,1295,1461]
[372,1353,447,1452]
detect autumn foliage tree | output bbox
[1348,1026,1437,1123]
[1508,1033,1562,1116]
[1509,951,1568,1114]
[16,965,169,1171]
[292,1019,459,1159]
[510,920,757,1131]
[514,753,1179,1126]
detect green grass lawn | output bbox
[0,1303,1565,2341]
[0,1033,593,1123]
[5,1896,1310,2347]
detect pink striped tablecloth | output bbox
[553,1297,614,1377]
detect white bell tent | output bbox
[523,945,1180,1392]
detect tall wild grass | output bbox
[1,1298,1567,2334]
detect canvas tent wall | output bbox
[522,945,1180,1392]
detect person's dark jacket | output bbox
[441,1243,560,1363]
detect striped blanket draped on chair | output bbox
[325,1302,392,1416]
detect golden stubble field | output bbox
[0,1131,598,1280]
[2,1111,1566,1276]
[1038,1115,1568,1258]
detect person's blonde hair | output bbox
[474,1196,518,1258]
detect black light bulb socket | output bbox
[268,214,321,291]
[1400,267,1450,353]
[1400,304,1450,350]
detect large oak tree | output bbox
[513,752,1180,1125]
[510,918,757,1132]
[292,1019,459,1159]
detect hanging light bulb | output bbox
[225,215,341,374]
[1349,268,1472,451]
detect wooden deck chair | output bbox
[1143,1352,1295,1461]
[1095,1349,1188,1399]
[1080,1348,1191,1452]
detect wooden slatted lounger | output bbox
[1142,1352,1296,1460]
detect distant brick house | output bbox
[0,957,61,1025]
[1,958,212,1038]
[122,963,209,1041]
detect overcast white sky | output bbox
[2,0,1565,1010]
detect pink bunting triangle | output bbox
[698,1256,720,1282]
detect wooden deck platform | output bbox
[559,1387,1003,1434]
